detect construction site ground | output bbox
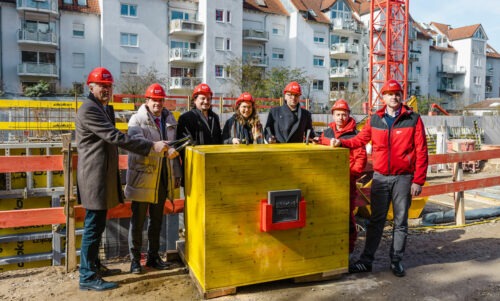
[1,167,500,301]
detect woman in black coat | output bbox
[222,92,263,144]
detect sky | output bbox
[409,0,500,51]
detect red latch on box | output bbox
[260,198,306,232]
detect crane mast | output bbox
[368,0,409,113]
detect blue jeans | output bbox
[79,209,107,282]
[360,173,413,264]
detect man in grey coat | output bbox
[76,67,169,291]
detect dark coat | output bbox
[264,104,315,143]
[75,93,152,210]
[222,115,263,144]
[176,108,222,145]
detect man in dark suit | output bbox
[265,81,315,143]
[76,67,169,291]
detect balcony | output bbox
[18,29,58,46]
[409,52,420,62]
[242,53,268,67]
[330,67,358,79]
[18,62,58,77]
[487,68,494,76]
[17,0,58,16]
[169,48,203,63]
[330,43,359,58]
[169,19,203,36]
[169,77,202,91]
[331,18,361,35]
[437,83,464,93]
[439,65,466,75]
[242,29,269,42]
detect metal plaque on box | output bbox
[268,189,301,223]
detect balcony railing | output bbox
[437,84,464,93]
[17,0,58,15]
[439,65,466,74]
[18,29,58,46]
[409,52,420,62]
[242,29,269,42]
[330,67,358,78]
[18,62,58,77]
[331,18,361,34]
[169,48,203,63]
[330,43,359,56]
[169,19,203,36]
[169,77,202,90]
[242,53,268,67]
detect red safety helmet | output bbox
[380,79,403,95]
[86,67,114,85]
[145,83,166,99]
[331,99,350,113]
[192,83,213,99]
[283,81,302,96]
[235,92,254,107]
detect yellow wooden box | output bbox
[184,144,350,294]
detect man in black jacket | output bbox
[265,81,314,143]
[176,83,222,146]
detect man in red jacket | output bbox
[331,79,428,277]
[317,99,366,258]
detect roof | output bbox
[289,0,330,24]
[430,45,457,53]
[486,44,500,59]
[430,22,450,36]
[448,24,481,41]
[464,99,500,110]
[243,0,288,16]
[59,0,100,14]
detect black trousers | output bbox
[360,173,413,264]
[128,166,169,261]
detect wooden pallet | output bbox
[177,240,346,299]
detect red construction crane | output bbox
[368,0,409,114]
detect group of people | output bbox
[76,66,428,291]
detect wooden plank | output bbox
[293,268,346,283]
[0,155,64,172]
[359,176,500,198]
[0,199,185,229]
[428,149,500,164]
[453,163,465,226]
[62,133,77,272]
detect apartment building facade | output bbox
[0,0,499,112]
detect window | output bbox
[416,66,421,74]
[226,11,231,23]
[73,23,84,37]
[475,57,482,67]
[21,51,55,64]
[63,0,73,4]
[120,33,138,47]
[121,4,137,17]
[331,0,352,19]
[272,24,285,36]
[77,0,87,5]
[215,37,230,51]
[313,80,324,90]
[171,10,189,20]
[314,31,326,44]
[120,62,138,74]
[352,82,359,90]
[216,9,224,22]
[272,48,284,60]
[313,56,325,67]
[72,53,85,68]
[215,65,224,78]
[473,76,481,85]
[256,0,267,7]
[215,37,224,50]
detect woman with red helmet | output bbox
[222,92,264,144]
